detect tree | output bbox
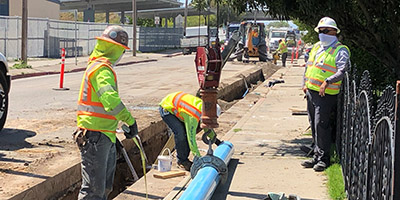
[229,0,400,83]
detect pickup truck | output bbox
[181,26,217,55]
[0,52,10,131]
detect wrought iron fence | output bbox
[337,69,398,199]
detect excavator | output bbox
[232,21,269,62]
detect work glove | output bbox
[124,121,138,139]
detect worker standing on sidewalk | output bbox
[276,39,288,67]
[301,17,350,172]
[74,25,138,199]
[159,91,221,171]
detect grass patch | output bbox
[325,147,346,200]
[233,128,242,133]
[12,61,32,69]
[325,163,346,200]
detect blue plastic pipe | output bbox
[179,141,234,200]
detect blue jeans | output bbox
[78,131,116,200]
[159,106,190,163]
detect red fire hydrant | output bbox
[195,44,223,128]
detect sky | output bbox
[178,0,191,4]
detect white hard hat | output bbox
[216,104,221,117]
[314,17,340,33]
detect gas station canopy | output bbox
[60,0,214,19]
[60,0,182,13]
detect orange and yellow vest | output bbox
[160,91,202,122]
[305,41,350,95]
[77,58,134,143]
[160,91,202,156]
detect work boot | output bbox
[301,158,317,168]
[177,160,193,172]
[313,161,327,172]
[300,145,314,157]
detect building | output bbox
[0,0,60,19]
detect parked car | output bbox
[0,52,10,131]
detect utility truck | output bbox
[181,26,217,55]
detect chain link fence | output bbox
[0,16,183,59]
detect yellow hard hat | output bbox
[314,17,340,33]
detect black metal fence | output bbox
[337,69,399,199]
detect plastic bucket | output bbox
[158,148,172,172]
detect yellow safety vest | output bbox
[305,41,350,95]
[77,58,132,143]
[160,91,202,122]
[278,41,288,53]
[160,92,203,156]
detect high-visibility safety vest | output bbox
[160,91,202,122]
[278,40,288,53]
[160,91,202,156]
[77,58,134,143]
[305,41,350,95]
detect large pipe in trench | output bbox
[179,141,234,200]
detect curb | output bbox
[162,52,183,58]
[11,59,158,80]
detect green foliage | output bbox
[228,0,400,81]
[325,164,346,200]
[292,19,318,44]
[137,18,155,27]
[186,15,217,27]
[191,0,209,12]
[12,60,32,69]
[266,21,289,28]
[233,128,242,132]
[344,42,396,91]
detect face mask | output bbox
[114,52,124,66]
[319,33,337,47]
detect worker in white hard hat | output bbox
[301,17,351,172]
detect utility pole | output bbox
[184,0,188,36]
[21,0,28,63]
[74,9,78,65]
[132,0,137,56]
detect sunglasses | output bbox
[319,29,334,34]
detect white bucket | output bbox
[157,148,172,172]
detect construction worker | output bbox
[74,25,138,199]
[301,17,350,172]
[276,39,288,67]
[159,91,221,171]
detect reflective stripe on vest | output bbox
[305,42,347,95]
[172,92,202,121]
[304,76,340,90]
[77,61,118,121]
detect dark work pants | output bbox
[306,89,337,165]
[282,52,288,67]
[159,106,190,163]
[78,131,116,200]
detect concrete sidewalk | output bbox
[212,64,328,199]
[7,49,182,79]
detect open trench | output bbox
[10,62,280,200]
